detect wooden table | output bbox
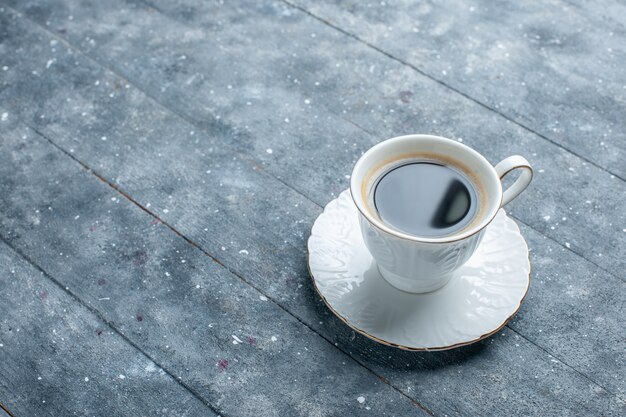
[0,0,624,415]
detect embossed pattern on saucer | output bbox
[308,190,530,350]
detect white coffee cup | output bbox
[350,134,532,293]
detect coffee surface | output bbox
[373,162,477,237]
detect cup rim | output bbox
[350,134,503,244]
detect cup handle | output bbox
[495,156,533,207]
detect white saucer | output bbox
[308,190,530,351]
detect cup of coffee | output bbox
[350,134,532,293]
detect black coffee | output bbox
[373,162,478,237]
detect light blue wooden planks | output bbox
[286,0,626,179]
[0,239,215,416]
[0,116,425,415]
[3,0,623,278]
[0,1,619,413]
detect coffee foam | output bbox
[361,152,489,237]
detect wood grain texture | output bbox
[0,118,425,416]
[0,0,624,415]
[0,241,214,416]
[0,4,623,414]
[3,0,624,280]
[285,0,626,179]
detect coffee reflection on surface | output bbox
[373,162,478,238]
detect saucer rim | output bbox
[307,191,531,351]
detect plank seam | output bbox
[506,327,626,403]
[0,402,15,417]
